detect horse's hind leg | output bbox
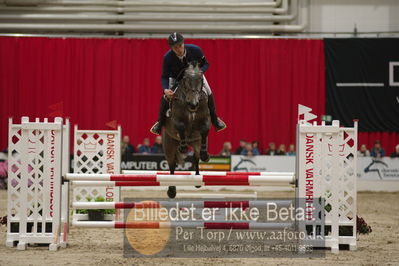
[194,155,200,176]
[167,161,177,198]
[164,134,177,199]
[167,187,176,197]
[191,140,201,175]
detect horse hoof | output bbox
[195,186,202,189]
[200,151,210,162]
[178,144,188,154]
[167,186,176,199]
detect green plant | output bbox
[75,196,115,215]
[94,196,115,214]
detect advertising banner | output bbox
[121,155,230,171]
[325,38,399,131]
[231,155,399,182]
[357,157,399,181]
[121,155,399,181]
[230,155,296,172]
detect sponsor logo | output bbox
[304,134,314,221]
[49,130,55,217]
[121,159,192,171]
[364,159,389,180]
[83,142,97,151]
[106,134,115,201]
[232,157,267,172]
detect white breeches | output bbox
[202,76,212,96]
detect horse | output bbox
[162,62,211,198]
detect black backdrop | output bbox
[325,38,399,132]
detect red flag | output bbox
[49,101,63,117]
[106,120,118,129]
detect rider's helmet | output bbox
[168,32,184,47]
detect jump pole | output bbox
[70,180,294,187]
[122,170,294,176]
[72,200,293,209]
[72,221,293,230]
[176,192,257,199]
[65,174,295,183]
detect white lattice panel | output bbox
[297,120,341,253]
[336,125,357,249]
[6,117,64,251]
[296,105,357,253]
[7,120,23,244]
[73,125,121,221]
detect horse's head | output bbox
[181,62,203,112]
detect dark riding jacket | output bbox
[161,44,209,90]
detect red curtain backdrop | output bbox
[1,37,327,155]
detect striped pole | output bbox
[72,220,293,230]
[122,170,294,176]
[72,200,293,209]
[176,192,257,199]
[71,180,292,187]
[65,174,295,184]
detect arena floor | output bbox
[0,190,398,266]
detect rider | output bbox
[150,32,227,135]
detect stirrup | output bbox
[150,121,161,135]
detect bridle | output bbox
[173,68,204,112]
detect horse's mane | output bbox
[174,63,203,100]
[183,62,202,78]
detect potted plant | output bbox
[75,196,115,221]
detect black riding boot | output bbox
[150,96,169,135]
[208,94,227,132]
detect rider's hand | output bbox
[164,89,174,99]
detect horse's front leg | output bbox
[175,120,188,154]
[199,121,210,162]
